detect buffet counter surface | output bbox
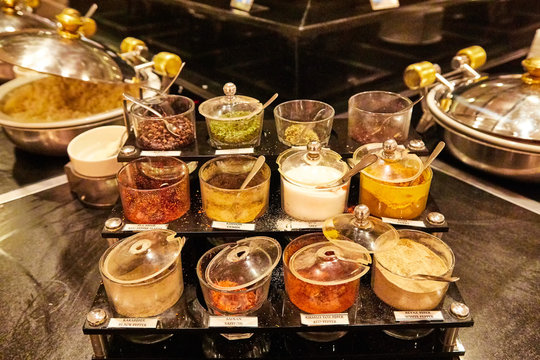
[0,128,538,359]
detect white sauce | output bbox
[282,166,348,221]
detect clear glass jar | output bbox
[199,155,271,223]
[117,157,190,224]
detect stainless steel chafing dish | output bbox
[0,7,182,155]
[0,0,54,32]
[404,46,540,182]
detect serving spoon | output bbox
[407,141,445,186]
[409,274,460,282]
[123,93,182,137]
[316,153,378,189]
[241,93,278,120]
[240,155,266,190]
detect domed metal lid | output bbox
[439,58,540,143]
[0,8,135,83]
[0,0,54,33]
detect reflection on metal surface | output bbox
[431,159,540,215]
[0,174,68,204]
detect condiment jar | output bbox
[353,139,432,219]
[99,230,185,317]
[199,155,271,223]
[130,95,196,150]
[276,141,349,221]
[283,232,371,314]
[117,157,190,224]
[198,82,264,149]
[371,229,455,311]
[197,236,281,316]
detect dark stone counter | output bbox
[0,129,538,359]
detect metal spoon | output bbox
[298,107,327,141]
[243,93,278,119]
[407,141,445,186]
[123,93,182,137]
[239,155,266,190]
[316,153,378,189]
[106,129,128,158]
[409,274,460,282]
[366,95,424,139]
[160,62,186,95]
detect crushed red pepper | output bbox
[208,280,260,315]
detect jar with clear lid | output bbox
[353,139,432,219]
[276,141,349,221]
[198,82,264,149]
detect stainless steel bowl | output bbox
[2,116,123,156]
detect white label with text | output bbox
[290,221,323,229]
[370,0,400,11]
[212,221,255,231]
[208,316,258,328]
[382,217,426,228]
[123,224,169,232]
[140,150,182,157]
[394,311,444,322]
[300,313,350,326]
[215,148,254,155]
[108,318,158,328]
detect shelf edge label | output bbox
[382,217,426,228]
[140,150,182,157]
[290,221,323,229]
[212,221,255,231]
[370,0,400,11]
[215,148,254,155]
[301,313,349,326]
[208,316,258,328]
[108,318,158,328]
[122,224,169,232]
[394,311,444,322]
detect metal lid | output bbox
[0,2,54,33]
[322,205,399,254]
[0,8,135,83]
[198,82,262,121]
[276,140,348,187]
[289,239,370,286]
[443,72,540,142]
[100,230,183,285]
[204,236,281,291]
[354,139,423,183]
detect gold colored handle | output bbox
[80,17,96,37]
[457,46,486,69]
[521,57,540,85]
[1,0,16,14]
[56,8,96,39]
[120,37,146,54]
[403,61,437,90]
[153,52,182,78]
[25,0,40,9]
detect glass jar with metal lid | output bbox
[277,140,350,221]
[404,46,540,181]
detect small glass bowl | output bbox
[117,157,190,224]
[130,95,196,150]
[274,100,334,146]
[199,155,271,223]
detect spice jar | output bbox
[283,233,371,314]
[199,155,271,223]
[277,141,349,221]
[197,237,281,315]
[354,139,432,219]
[130,95,196,150]
[372,229,455,310]
[198,82,263,149]
[99,230,185,317]
[117,157,190,224]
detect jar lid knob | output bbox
[382,139,398,158]
[223,82,236,103]
[353,204,371,228]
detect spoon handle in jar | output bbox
[422,141,445,170]
[340,153,378,185]
[410,274,460,282]
[239,155,266,190]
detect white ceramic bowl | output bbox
[67,125,126,177]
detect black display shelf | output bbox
[117,118,428,163]
[83,236,471,359]
[101,166,449,239]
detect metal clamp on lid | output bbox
[56,7,96,39]
[2,0,39,14]
[521,57,540,85]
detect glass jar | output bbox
[274,100,334,146]
[353,139,431,219]
[197,237,281,316]
[198,82,263,149]
[99,230,185,317]
[199,155,271,223]
[277,141,349,221]
[117,157,190,224]
[130,94,196,150]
